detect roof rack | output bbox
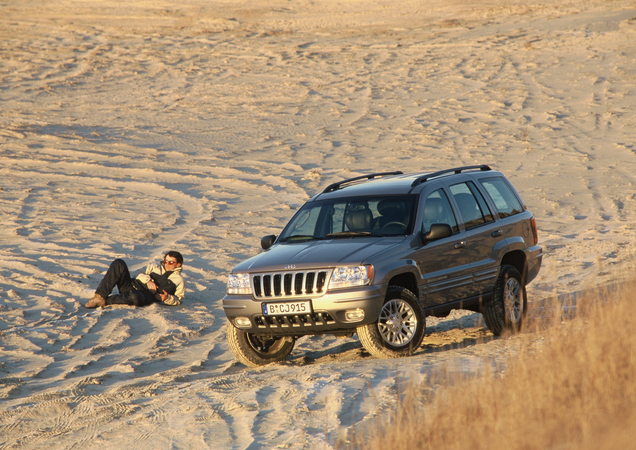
[411,165,491,187]
[322,171,403,193]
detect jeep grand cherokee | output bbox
[222,165,542,367]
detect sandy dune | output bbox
[1,1,636,448]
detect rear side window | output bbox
[479,177,524,218]
[449,181,494,229]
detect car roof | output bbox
[313,165,498,200]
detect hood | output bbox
[232,237,407,273]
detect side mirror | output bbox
[261,235,277,250]
[423,223,452,242]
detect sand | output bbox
[1,0,635,448]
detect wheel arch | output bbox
[386,272,419,299]
[501,250,527,282]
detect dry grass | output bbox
[339,277,636,450]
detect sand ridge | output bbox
[1,0,636,448]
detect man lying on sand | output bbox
[85,251,186,308]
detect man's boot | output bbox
[85,293,106,308]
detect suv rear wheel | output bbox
[482,265,526,336]
[226,321,295,367]
[357,286,425,358]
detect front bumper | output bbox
[222,284,385,336]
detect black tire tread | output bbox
[482,265,525,336]
[226,320,294,367]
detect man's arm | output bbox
[136,263,161,285]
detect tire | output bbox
[357,286,425,358]
[482,265,527,336]
[226,320,295,367]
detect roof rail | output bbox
[322,171,403,193]
[411,165,491,187]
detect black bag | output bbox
[149,271,177,295]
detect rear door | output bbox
[477,175,527,239]
[448,180,503,297]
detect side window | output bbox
[471,182,494,223]
[422,189,458,233]
[479,177,523,218]
[449,182,494,229]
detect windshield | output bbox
[279,195,417,241]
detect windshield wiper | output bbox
[326,231,384,238]
[279,235,324,243]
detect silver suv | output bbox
[223,165,542,366]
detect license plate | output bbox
[262,300,312,316]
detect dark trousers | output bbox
[96,259,157,307]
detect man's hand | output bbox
[155,290,169,302]
[146,280,158,293]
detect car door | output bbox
[410,188,475,307]
[477,175,527,238]
[448,180,502,297]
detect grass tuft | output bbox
[339,277,636,450]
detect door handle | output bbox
[491,229,503,237]
[454,241,467,249]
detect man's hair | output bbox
[164,251,184,265]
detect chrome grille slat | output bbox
[251,270,330,299]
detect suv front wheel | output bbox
[357,286,425,358]
[226,321,295,367]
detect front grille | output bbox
[254,312,336,330]
[252,270,329,299]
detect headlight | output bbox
[226,273,252,295]
[329,265,374,290]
